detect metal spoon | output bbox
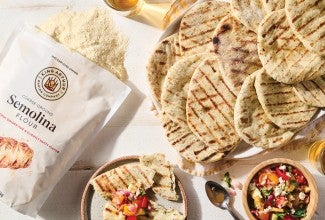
[205,181,241,220]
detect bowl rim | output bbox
[242,158,318,220]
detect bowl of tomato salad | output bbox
[242,158,318,220]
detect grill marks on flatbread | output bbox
[186,58,240,152]
[285,0,325,56]
[161,54,210,124]
[213,15,262,95]
[262,0,285,12]
[161,111,225,163]
[255,69,317,129]
[234,70,296,148]
[146,33,181,103]
[231,0,268,33]
[293,75,325,107]
[91,164,155,199]
[258,9,325,84]
[103,200,125,220]
[140,154,178,201]
[179,0,231,56]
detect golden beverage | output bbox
[107,0,139,11]
[308,140,325,175]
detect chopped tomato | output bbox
[275,167,289,180]
[275,196,287,208]
[126,216,137,220]
[292,168,307,185]
[134,195,149,208]
[257,212,270,220]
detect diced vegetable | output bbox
[223,172,232,187]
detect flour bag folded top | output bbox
[0,24,130,216]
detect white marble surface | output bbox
[0,1,324,220]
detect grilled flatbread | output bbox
[285,0,325,56]
[0,137,33,169]
[293,75,325,107]
[186,58,240,152]
[234,69,296,148]
[255,69,318,129]
[179,0,231,56]
[139,153,178,201]
[146,33,181,103]
[91,164,156,199]
[257,9,325,84]
[213,15,262,95]
[230,0,268,33]
[161,111,225,163]
[103,200,125,220]
[149,201,185,220]
[161,53,211,125]
[262,0,284,12]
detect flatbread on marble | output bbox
[234,69,296,148]
[257,9,324,84]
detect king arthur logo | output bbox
[35,67,68,101]
[44,77,59,92]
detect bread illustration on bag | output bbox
[0,136,34,169]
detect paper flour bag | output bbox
[0,24,130,216]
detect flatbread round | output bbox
[255,69,318,129]
[161,111,225,163]
[230,0,268,32]
[179,0,231,56]
[186,58,240,152]
[161,53,211,124]
[234,69,296,148]
[285,0,325,56]
[257,9,325,84]
[213,15,262,95]
[293,75,325,107]
[146,33,181,103]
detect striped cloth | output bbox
[163,0,198,29]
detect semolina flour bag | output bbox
[0,24,130,217]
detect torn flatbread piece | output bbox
[140,153,178,201]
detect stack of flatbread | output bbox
[90,154,185,220]
[146,0,324,175]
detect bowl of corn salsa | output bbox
[242,158,318,220]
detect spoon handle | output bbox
[227,206,241,220]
